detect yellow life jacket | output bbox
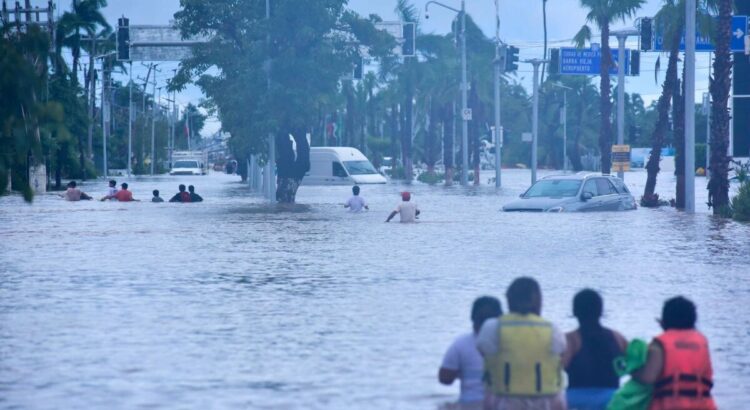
[485,313,562,396]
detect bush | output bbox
[417,171,444,184]
[731,161,750,222]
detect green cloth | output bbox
[607,339,653,410]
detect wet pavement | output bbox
[1,169,748,409]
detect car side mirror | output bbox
[581,192,593,201]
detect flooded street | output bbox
[1,170,749,409]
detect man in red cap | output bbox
[386,191,420,223]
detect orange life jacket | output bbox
[649,329,716,410]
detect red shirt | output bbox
[114,189,134,202]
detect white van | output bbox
[304,147,387,185]
[170,151,207,175]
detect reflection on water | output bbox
[0,170,748,409]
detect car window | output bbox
[582,180,598,197]
[523,179,582,198]
[595,178,618,195]
[612,179,630,194]
[332,162,348,177]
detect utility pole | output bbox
[611,29,639,181]
[524,59,549,184]
[87,34,96,161]
[425,0,468,185]
[128,61,133,177]
[493,0,502,188]
[101,64,109,179]
[265,0,276,200]
[151,85,159,176]
[684,0,696,213]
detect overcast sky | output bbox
[48,0,716,136]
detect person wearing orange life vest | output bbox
[635,296,716,410]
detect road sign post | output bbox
[558,47,630,76]
[612,145,631,173]
[652,15,748,52]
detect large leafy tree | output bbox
[1,26,68,201]
[574,0,644,174]
[172,0,392,202]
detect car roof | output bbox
[540,173,621,181]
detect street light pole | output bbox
[549,82,572,173]
[426,0,468,185]
[524,59,548,184]
[610,29,639,181]
[684,0,696,213]
[493,0,502,188]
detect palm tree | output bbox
[393,0,419,182]
[707,0,733,214]
[57,0,109,87]
[642,0,684,206]
[574,0,644,174]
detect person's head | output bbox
[401,191,411,202]
[109,180,116,187]
[68,181,77,188]
[660,296,697,330]
[352,185,360,196]
[188,185,195,193]
[178,184,186,192]
[506,277,542,315]
[121,183,128,190]
[573,288,603,326]
[471,296,503,333]
[153,189,160,197]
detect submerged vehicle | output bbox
[303,147,386,185]
[503,173,637,212]
[170,151,208,176]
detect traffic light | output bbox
[505,45,519,72]
[629,50,641,76]
[402,22,416,57]
[640,17,652,51]
[117,17,130,61]
[353,57,363,80]
[497,44,507,73]
[549,48,560,75]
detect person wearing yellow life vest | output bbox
[476,277,566,410]
[635,296,717,410]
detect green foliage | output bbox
[171,0,394,168]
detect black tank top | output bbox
[567,326,622,388]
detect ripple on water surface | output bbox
[1,171,749,409]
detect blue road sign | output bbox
[653,15,747,52]
[559,47,630,76]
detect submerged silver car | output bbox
[503,173,637,212]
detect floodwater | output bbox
[1,169,748,409]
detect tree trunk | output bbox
[424,98,438,173]
[643,34,681,206]
[443,103,455,185]
[390,104,399,169]
[541,0,548,82]
[674,62,686,209]
[275,130,310,203]
[402,92,413,182]
[708,0,732,214]
[599,24,613,174]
